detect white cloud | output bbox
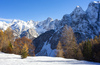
[0,18,13,22]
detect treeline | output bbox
[79,36,100,62]
[0,28,35,59]
[0,26,100,61]
[56,25,100,62]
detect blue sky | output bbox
[0,0,99,22]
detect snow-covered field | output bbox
[0,52,100,65]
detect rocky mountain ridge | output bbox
[32,1,100,56]
[0,17,58,39]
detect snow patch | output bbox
[0,52,100,65]
[93,1,98,3]
[36,41,56,56]
[76,6,80,8]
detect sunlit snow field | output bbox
[0,52,100,65]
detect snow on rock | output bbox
[93,1,98,3]
[0,52,100,65]
[26,20,37,29]
[36,41,56,56]
[33,1,100,56]
[76,6,80,8]
[0,17,59,39]
[36,17,56,34]
[60,1,100,43]
[70,6,85,23]
[20,28,39,39]
[10,19,39,38]
[0,21,10,30]
[86,1,100,23]
[11,20,30,33]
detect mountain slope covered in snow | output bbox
[0,17,58,39]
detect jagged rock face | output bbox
[32,28,63,56]
[11,20,39,39]
[36,17,59,34]
[11,20,36,34]
[0,17,58,39]
[86,1,100,23]
[20,28,38,40]
[32,1,100,56]
[60,1,100,42]
[33,30,55,54]
[70,6,86,24]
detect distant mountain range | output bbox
[0,1,100,56]
[0,18,59,39]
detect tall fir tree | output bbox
[83,40,92,60]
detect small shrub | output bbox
[21,44,28,59]
[21,50,28,59]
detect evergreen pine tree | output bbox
[83,40,92,60]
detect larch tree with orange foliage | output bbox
[13,36,35,56]
[0,27,14,53]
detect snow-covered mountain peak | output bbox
[76,6,80,8]
[54,19,59,22]
[27,20,34,24]
[46,17,53,22]
[11,19,26,24]
[88,1,100,9]
[70,5,85,23]
[17,20,25,23]
[74,6,84,13]
[0,21,10,30]
[71,6,85,16]
[93,1,98,3]
[93,1,100,3]
[11,19,18,23]
[86,1,100,23]
[0,21,7,24]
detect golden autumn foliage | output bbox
[0,28,14,53]
[56,41,64,57]
[7,42,13,53]
[13,36,35,56]
[0,28,35,56]
[59,25,83,59]
[0,30,4,50]
[79,36,100,62]
[21,43,28,59]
